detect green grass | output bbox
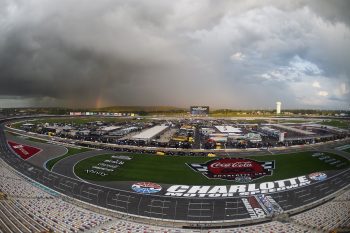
[5,131,47,143]
[275,120,310,123]
[46,147,91,171]
[320,120,350,129]
[11,122,24,129]
[5,131,19,136]
[23,137,48,143]
[345,148,350,153]
[74,152,349,185]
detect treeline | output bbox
[0,107,348,117]
[211,109,349,115]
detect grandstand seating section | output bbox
[0,160,111,233]
[97,220,313,233]
[291,190,350,232]
[0,158,349,233]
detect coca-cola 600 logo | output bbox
[187,158,275,183]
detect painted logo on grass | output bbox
[308,172,327,181]
[187,158,275,183]
[132,182,162,194]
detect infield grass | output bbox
[74,151,349,185]
[320,120,350,129]
[24,137,48,143]
[46,147,91,171]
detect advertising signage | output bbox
[187,158,275,183]
[190,106,209,115]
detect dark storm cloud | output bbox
[0,0,349,108]
[0,0,188,107]
[308,0,350,26]
[0,30,132,103]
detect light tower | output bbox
[276,101,282,114]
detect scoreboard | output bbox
[190,106,209,115]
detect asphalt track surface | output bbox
[5,132,67,168]
[1,119,350,224]
[52,150,115,179]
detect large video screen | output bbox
[190,106,209,115]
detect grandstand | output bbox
[291,189,350,232]
[0,160,112,232]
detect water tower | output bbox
[276,101,282,114]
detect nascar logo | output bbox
[308,172,327,181]
[132,182,162,194]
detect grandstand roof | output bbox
[274,124,316,135]
[100,126,121,131]
[132,125,168,140]
[215,125,242,134]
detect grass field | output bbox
[23,137,48,143]
[46,147,91,171]
[5,131,17,136]
[74,152,349,185]
[6,131,48,143]
[320,120,350,129]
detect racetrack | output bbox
[5,132,67,168]
[1,117,350,226]
[52,150,115,179]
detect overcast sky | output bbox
[0,0,349,109]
